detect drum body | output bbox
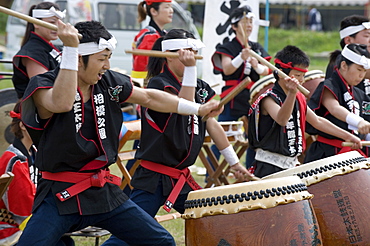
[183,176,322,246]
[264,151,370,245]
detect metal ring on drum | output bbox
[263,151,370,245]
[204,121,244,144]
[183,176,322,245]
[0,88,17,154]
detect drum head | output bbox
[0,88,17,154]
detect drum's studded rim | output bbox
[296,156,366,180]
[183,181,313,219]
[264,154,369,186]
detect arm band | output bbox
[231,53,244,68]
[177,98,200,115]
[220,145,239,166]
[346,113,363,128]
[182,66,197,87]
[60,46,78,71]
[254,63,266,74]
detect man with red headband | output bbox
[247,45,361,178]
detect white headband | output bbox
[161,38,205,52]
[32,6,66,19]
[231,12,255,24]
[78,36,117,56]
[342,45,370,69]
[339,22,370,39]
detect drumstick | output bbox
[125,49,203,60]
[238,12,309,97]
[155,212,182,223]
[342,141,370,147]
[202,77,251,122]
[0,6,82,39]
[249,50,310,97]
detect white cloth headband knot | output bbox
[342,45,370,69]
[32,6,66,19]
[161,38,205,52]
[231,12,255,24]
[339,22,370,39]
[78,36,117,56]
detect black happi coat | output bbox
[21,68,133,215]
[131,65,215,196]
[248,82,306,157]
[13,32,61,98]
[212,37,270,116]
[305,69,369,162]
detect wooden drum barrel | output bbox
[264,151,370,245]
[183,176,322,245]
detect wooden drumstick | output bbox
[238,11,309,97]
[202,77,251,122]
[155,212,182,223]
[0,6,83,39]
[342,141,370,147]
[125,49,203,60]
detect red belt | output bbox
[42,169,121,202]
[140,160,202,212]
[317,135,366,156]
[220,80,254,98]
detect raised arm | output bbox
[261,76,299,126]
[32,20,80,119]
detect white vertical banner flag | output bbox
[202,0,260,94]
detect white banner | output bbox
[202,0,261,94]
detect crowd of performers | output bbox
[0,0,370,245]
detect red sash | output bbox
[42,169,121,202]
[140,160,202,212]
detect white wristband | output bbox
[177,98,200,115]
[220,145,239,166]
[346,113,363,128]
[182,66,197,87]
[60,46,78,71]
[231,53,244,68]
[254,64,266,74]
